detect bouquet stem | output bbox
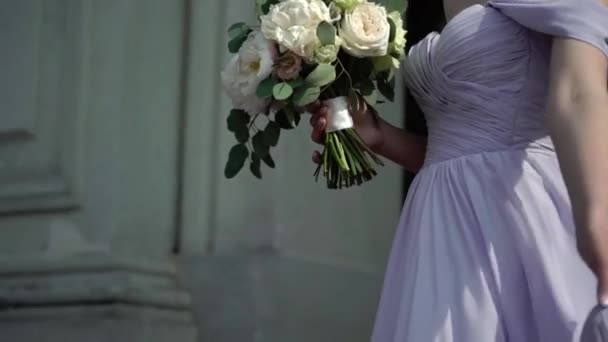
[313,97,384,189]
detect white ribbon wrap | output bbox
[324,96,354,133]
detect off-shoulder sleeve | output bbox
[487,0,608,58]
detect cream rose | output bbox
[260,0,332,60]
[221,31,278,115]
[339,2,390,58]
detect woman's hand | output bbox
[306,99,384,164]
[306,99,427,172]
[576,215,608,306]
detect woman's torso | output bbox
[404,4,555,166]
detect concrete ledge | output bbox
[0,253,197,342]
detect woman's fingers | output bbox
[312,151,322,164]
[311,117,326,144]
[304,100,322,114]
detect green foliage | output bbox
[250,153,262,179]
[256,78,277,98]
[293,86,321,106]
[223,0,404,185]
[376,0,407,14]
[275,108,300,129]
[227,109,250,132]
[377,72,396,102]
[317,21,336,45]
[234,125,249,143]
[228,35,248,53]
[262,154,276,168]
[286,107,301,127]
[355,79,376,96]
[228,22,249,40]
[252,131,269,157]
[287,78,304,89]
[227,109,250,144]
[273,82,293,100]
[225,144,249,178]
[226,20,253,54]
[259,0,281,15]
[264,121,281,146]
[305,64,336,87]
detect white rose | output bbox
[339,2,390,57]
[221,31,277,115]
[260,0,332,60]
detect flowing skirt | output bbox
[371,148,596,342]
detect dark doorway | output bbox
[402,0,446,198]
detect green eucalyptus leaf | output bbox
[224,144,249,178]
[305,64,336,87]
[287,78,305,89]
[250,153,262,179]
[375,0,406,13]
[286,107,301,127]
[273,82,293,100]
[261,0,281,14]
[317,21,336,45]
[228,22,249,40]
[257,78,277,98]
[227,109,250,132]
[255,0,266,16]
[262,153,276,168]
[228,34,249,53]
[264,121,281,146]
[274,109,295,129]
[234,125,249,143]
[293,86,321,107]
[376,73,395,102]
[252,131,269,157]
[355,79,376,96]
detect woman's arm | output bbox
[309,102,427,173]
[545,37,608,303]
[373,118,427,173]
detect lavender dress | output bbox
[372,1,608,341]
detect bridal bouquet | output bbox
[221,0,407,189]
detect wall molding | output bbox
[0,253,192,312]
[0,0,89,214]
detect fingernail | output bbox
[600,297,608,308]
